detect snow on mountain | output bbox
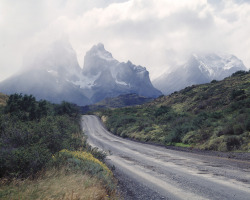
[193,53,246,80]
[153,53,247,95]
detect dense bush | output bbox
[231,89,246,100]
[0,94,84,178]
[231,70,249,77]
[154,106,171,117]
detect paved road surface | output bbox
[81,115,250,200]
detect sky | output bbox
[0,0,250,81]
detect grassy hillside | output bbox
[98,71,250,152]
[81,93,153,113]
[0,93,117,199]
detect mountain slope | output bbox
[153,53,247,95]
[99,71,250,151]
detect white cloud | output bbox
[0,0,249,81]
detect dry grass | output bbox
[0,92,8,106]
[0,168,117,200]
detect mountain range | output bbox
[153,53,247,95]
[0,40,247,106]
[0,40,161,106]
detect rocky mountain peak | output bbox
[82,43,117,76]
[80,43,162,102]
[0,41,161,106]
[87,43,114,61]
[95,43,105,50]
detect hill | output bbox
[98,70,250,152]
[81,93,153,113]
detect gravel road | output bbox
[81,115,250,200]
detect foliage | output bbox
[231,70,249,77]
[99,71,250,152]
[0,94,84,178]
[4,94,80,121]
[50,149,115,192]
[0,93,116,199]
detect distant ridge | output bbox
[81,93,153,113]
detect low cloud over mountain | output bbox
[153,53,247,95]
[0,40,161,106]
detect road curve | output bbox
[81,115,250,200]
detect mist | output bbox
[0,0,250,81]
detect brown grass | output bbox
[0,92,8,106]
[0,168,117,200]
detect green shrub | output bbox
[210,111,223,119]
[144,127,154,133]
[224,136,242,151]
[50,150,114,192]
[154,106,171,117]
[0,94,83,178]
[182,131,198,144]
[245,118,250,131]
[217,143,228,151]
[233,124,244,135]
[0,145,51,177]
[164,132,178,144]
[192,112,209,127]
[164,126,186,143]
[231,89,246,100]
[218,123,234,136]
[205,137,225,151]
[211,80,218,83]
[231,70,249,77]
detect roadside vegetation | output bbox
[98,71,250,152]
[0,93,117,199]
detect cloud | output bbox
[0,0,250,81]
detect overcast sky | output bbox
[0,0,250,81]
